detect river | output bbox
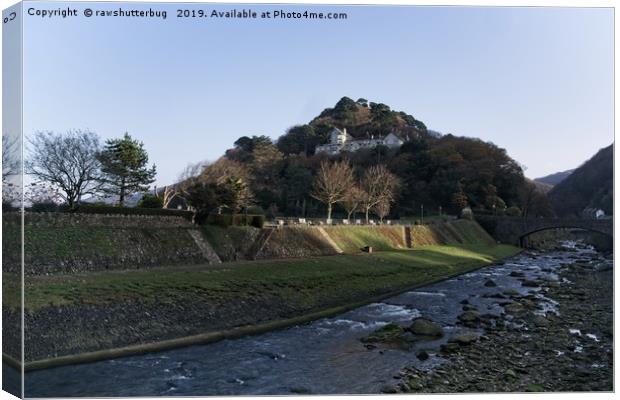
[23,241,610,397]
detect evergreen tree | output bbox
[97,132,156,206]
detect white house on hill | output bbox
[315,128,406,155]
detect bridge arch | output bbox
[486,216,613,247]
[518,225,612,247]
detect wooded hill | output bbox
[213,96,546,219]
[548,144,613,217]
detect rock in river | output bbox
[458,310,481,323]
[484,279,497,287]
[449,334,478,346]
[409,317,444,338]
[361,323,405,343]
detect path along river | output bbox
[23,241,611,396]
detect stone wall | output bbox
[3,212,205,275]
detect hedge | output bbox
[206,213,265,228]
[35,204,195,219]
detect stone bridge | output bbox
[485,216,613,246]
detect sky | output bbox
[20,2,614,186]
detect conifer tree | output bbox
[97,132,156,206]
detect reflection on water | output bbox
[25,242,609,397]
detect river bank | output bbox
[394,242,613,393]
[13,244,519,367]
[22,241,610,396]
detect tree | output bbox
[183,181,226,224]
[177,158,254,221]
[311,160,355,220]
[2,133,20,181]
[360,164,400,223]
[450,191,469,214]
[277,125,320,155]
[222,176,254,213]
[342,185,365,221]
[156,185,177,209]
[373,198,391,223]
[3,133,21,209]
[97,132,156,206]
[138,193,163,208]
[26,130,102,209]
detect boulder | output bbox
[531,315,550,327]
[484,279,497,287]
[416,350,430,361]
[503,303,525,314]
[449,333,478,345]
[409,317,444,337]
[458,310,481,323]
[360,323,405,343]
[521,280,541,287]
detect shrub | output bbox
[29,202,60,212]
[3,201,17,212]
[246,206,265,215]
[206,213,265,228]
[137,194,163,209]
[505,206,522,217]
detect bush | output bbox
[246,206,265,215]
[3,201,17,212]
[505,206,522,217]
[206,213,265,228]
[29,202,61,212]
[137,194,163,208]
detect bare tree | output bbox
[26,130,102,209]
[361,164,400,223]
[2,133,20,181]
[175,158,254,218]
[156,185,177,209]
[373,198,391,223]
[311,160,355,220]
[2,133,21,208]
[342,185,365,222]
[201,157,250,186]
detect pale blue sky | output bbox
[21,2,614,186]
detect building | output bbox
[315,128,406,155]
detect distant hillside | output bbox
[548,145,613,217]
[535,169,575,186]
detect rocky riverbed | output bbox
[383,243,613,393]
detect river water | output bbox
[23,242,609,397]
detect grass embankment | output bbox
[17,244,519,312]
[324,225,405,252]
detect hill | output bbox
[309,97,430,141]
[204,97,533,219]
[548,144,613,217]
[534,169,575,186]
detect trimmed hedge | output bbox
[59,204,193,219]
[207,213,265,228]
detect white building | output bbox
[315,128,406,155]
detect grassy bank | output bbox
[13,243,522,366]
[19,244,519,312]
